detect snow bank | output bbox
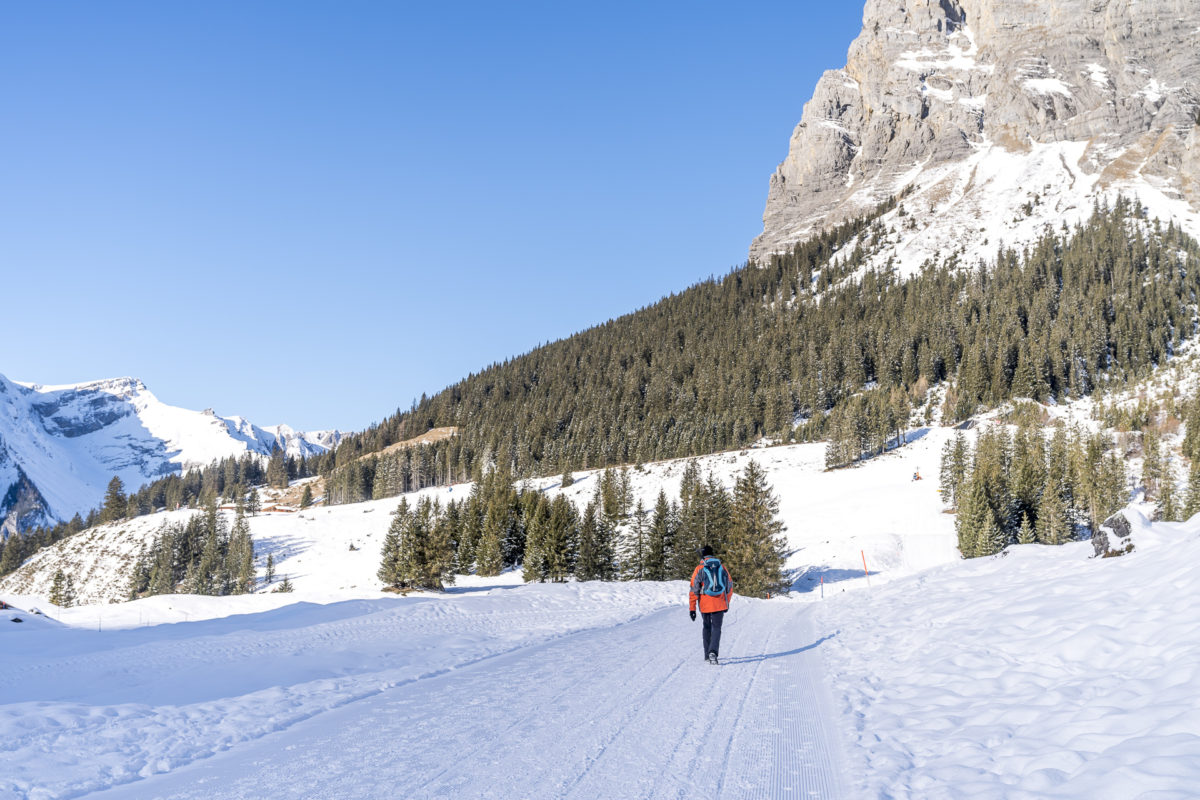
[819,508,1200,798]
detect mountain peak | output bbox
[0,373,339,533]
[751,0,1200,266]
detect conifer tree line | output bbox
[377,461,790,598]
[1119,390,1200,524]
[326,197,1199,502]
[126,499,257,599]
[941,415,1130,558]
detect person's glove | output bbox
[689,609,696,621]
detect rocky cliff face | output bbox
[751,0,1200,265]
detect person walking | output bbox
[689,545,732,665]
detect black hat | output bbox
[700,545,714,557]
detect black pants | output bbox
[701,610,725,658]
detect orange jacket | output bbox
[689,558,732,613]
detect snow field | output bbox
[1,585,852,800]
[818,509,1200,798]
[0,582,686,799]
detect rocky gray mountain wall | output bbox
[752,0,1200,260]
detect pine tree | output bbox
[620,499,649,581]
[228,507,256,594]
[939,433,970,508]
[522,495,551,582]
[1142,430,1163,499]
[300,485,313,509]
[1036,476,1072,545]
[544,494,577,582]
[266,446,289,490]
[725,461,788,597]
[645,490,673,581]
[1183,458,1200,521]
[575,501,602,582]
[1017,512,1036,545]
[0,535,24,575]
[1158,457,1179,522]
[378,499,409,589]
[472,476,508,577]
[49,569,68,607]
[956,474,991,557]
[670,461,706,579]
[265,552,276,584]
[101,476,127,523]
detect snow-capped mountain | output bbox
[0,373,342,535]
[751,0,1200,271]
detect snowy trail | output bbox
[78,601,845,800]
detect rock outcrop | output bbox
[751,0,1200,265]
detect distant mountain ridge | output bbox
[0,374,341,536]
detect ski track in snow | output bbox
[31,600,845,800]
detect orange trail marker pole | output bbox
[862,550,871,588]
[820,575,825,600]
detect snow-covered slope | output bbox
[0,424,959,607]
[821,508,1200,798]
[0,373,342,534]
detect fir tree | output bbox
[645,490,674,581]
[1158,457,1179,522]
[378,499,409,589]
[620,499,649,581]
[575,501,603,582]
[1142,430,1163,499]
[544,494,578,582]
[1017,512,1036,545]
[228,507,256,594]
[522,495,551,583]
[725,461,789,597]
[101,476,127,523]
[956,474,991,557]
[1036,476,1073,545]
[1183,458,1200,520]
[475,499,506,577]
[49,569,69,607]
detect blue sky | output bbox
[2,2,863,432]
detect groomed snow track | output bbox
[6,593,848,800]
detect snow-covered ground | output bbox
[822,510,1200,799]
[1,586,847,800]
[1,426,958,610]
[5,397,1200,797]
[4,506,1200,798]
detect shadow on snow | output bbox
[719,633,837,665]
